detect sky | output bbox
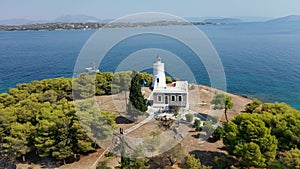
[1,0,300,20]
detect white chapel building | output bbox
[151,56,189,110]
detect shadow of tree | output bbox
[116,116,134,124]
[16,151,81,168]
[207,137,219,143]
[188,150,237,168]
[192,133,200,139]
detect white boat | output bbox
[85,62,99,73]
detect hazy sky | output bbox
[1,0,300,20]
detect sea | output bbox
[0,22,300,109]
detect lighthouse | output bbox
[151,56,189,110]
[152,56,167,89]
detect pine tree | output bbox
[211,93,233,122]
[3,122,34,162]
[128,72,147,119]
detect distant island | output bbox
[0,21,222,32]
[1,15,299,32]
[204,18,242,24]
[267,15,300,23]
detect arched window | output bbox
[178,95,182,102]
[171,95,176,102]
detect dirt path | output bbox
[17,84,251,169]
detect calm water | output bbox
[0,22,300,109]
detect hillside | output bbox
[267,15,300,23]
[1,73,298,169]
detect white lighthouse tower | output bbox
[152,55,167,89]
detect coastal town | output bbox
[0,21,223,31]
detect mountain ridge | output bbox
[267,15,300,23]
[1,15,300,26]
[0,14,107,25]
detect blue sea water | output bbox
[0,22,300,109]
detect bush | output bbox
[208,115,219,123]
[185,113,193,122]
[97,162,112,169]
[194,119,201,131]
[212,126,224,141]
[189,85,196,90]
[203,121,214,135]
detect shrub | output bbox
[185,113,194,122]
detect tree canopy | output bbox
[128,72,148,119]
[185,154,212,169]
[0,75,117,164]
[223,99,300,168]
[269,148,300,169]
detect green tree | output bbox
[260,102,297,115]
[244,98,262,114]
[0,74,121,164]
[97,162,112,169]
[0,93,16,107]
[0,106,17,139]
[112,71,132,94]
[186,154,201,169]
[213,155,234,169]
[253,103,300,150]
[76,99,116,144]
[73,73,95,99]
[170,105,179,116]
[8,88,29,102]
[51,112,74,164]
[234,142,266,167]
[119,157,149,169]
[194,119,201,131]
[3,122,35,162]
[185,154,212,169]
[203,121,214,136]
[185,113,193,122]
[128,72,147,119]
[223,113,278,167]
[211,93,233,122]
[138,72,152,87]
[95,72,113,95]
[70,120,95,153]
[35,118,57,157]
[34,100,78,163]
[15,99,41,123]
[208,115,219,124]
[224,96,234,122]
[212,126,224,141]
[269,148,300,169]
[38,90,58,104]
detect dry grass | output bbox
[17,84,251,169]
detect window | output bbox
[157,95,162,102]
[165,95,169,104]
[171,95,176,102]
[157,78,159,83]
[178,95,182,102]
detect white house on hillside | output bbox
[151,56,189,110]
